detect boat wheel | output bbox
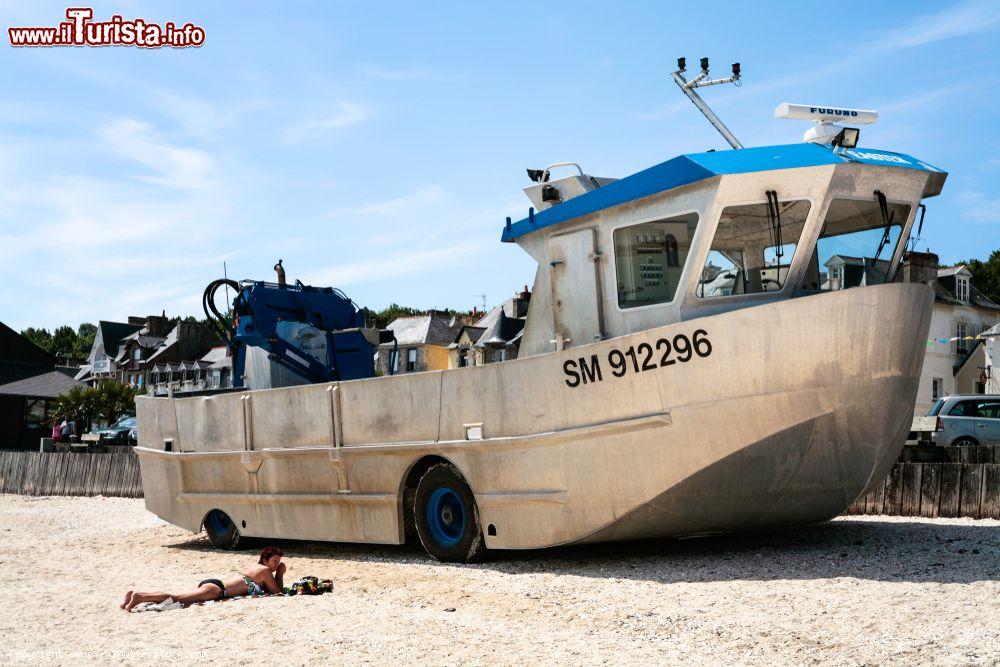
[204,509,241,549]
[414,462,486,563]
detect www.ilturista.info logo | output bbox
[8,8,205,48]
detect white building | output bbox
[903,257,1000,416]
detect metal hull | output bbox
[136,283,933,550]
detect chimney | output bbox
[514,285,531,318]
[900,251,939,285]
[146,314,169,336]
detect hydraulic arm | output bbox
[203,264,395,388]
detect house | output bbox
[468,287,531,366]
[112,315,172,389]
[954,324,1000,397]
[77,313,223,394]
[448,326,486,368]
[377,313,463,375]
[823,255,890,290]
[901,253,1000,416]
[76,319,143,385]
[150,346,233,395]
[0,320,86,450]
[138,319,220,389]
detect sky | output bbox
[0,0,998,331]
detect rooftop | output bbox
[502,143,946,242]
[384,315,461,347]
[0,370,87,399]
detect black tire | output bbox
[414,462,486,563]
[204,509,241,549]
[951,436,979,448]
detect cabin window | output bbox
[805,198,910,291]
[698,200,811,298]
[614,213,699,308]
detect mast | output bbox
[672,57,743,149]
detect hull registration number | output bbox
[563,329,712,388]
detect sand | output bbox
[0,495,997,666]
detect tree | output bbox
[92,381,137,423]
[21,327,53,353]
[74,322,97,359]
[54,381,137,429]
[368,303,422,329]
[50,325,78,358]
[960,250,1000,305]
[366,303,475,329]
[21,322,98,359]
[53,385,91,425]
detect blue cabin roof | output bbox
[501,142,945,242]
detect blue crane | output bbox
[203,261,396,388]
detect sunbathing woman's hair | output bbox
[258,546,283,564]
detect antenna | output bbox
[672,57,743,149]
[774,103,876,147]
[474,293,487,312]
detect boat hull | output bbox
[136,283,933,550]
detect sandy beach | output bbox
[0,494,997,666]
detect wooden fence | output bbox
[0,451,143,498]
[845,462,1000,519]
[901,445,1000,464]
[0,449,997,519]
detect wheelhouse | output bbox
[505,143,946,357]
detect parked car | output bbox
[90,416,138,446]
[928,394,1000,447]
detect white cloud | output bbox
[147,87,269,139]
[100,118,214,191]
[357,186,445,215]
[958,190,1000,224]
[282,101,372,143]
[360,65,460,82]
[877,82,980,115]
[306,239,491,287]
[0,114,235,329]
[628,99,690,122]
[868,0,1000,51]
[719,0,1000,103]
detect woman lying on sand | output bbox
[121,546,285,612]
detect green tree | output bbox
[366,303,474,329]
[53,385,91,425]
[961,250,1000,304]
[74,322,97,359]
[368,303,422,329]
[21,327,53,353]
[50,325,78,358]
[54,381,137,429]
[92,381,137,423]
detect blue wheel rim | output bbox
[207,511,231,534]
[426,487,466,547]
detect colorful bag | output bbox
[283,576,333,596]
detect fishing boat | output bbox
[135,60,945,561]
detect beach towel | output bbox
[134,598,185,612]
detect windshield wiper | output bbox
[869,189,895,284]
[765,190,784,289]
